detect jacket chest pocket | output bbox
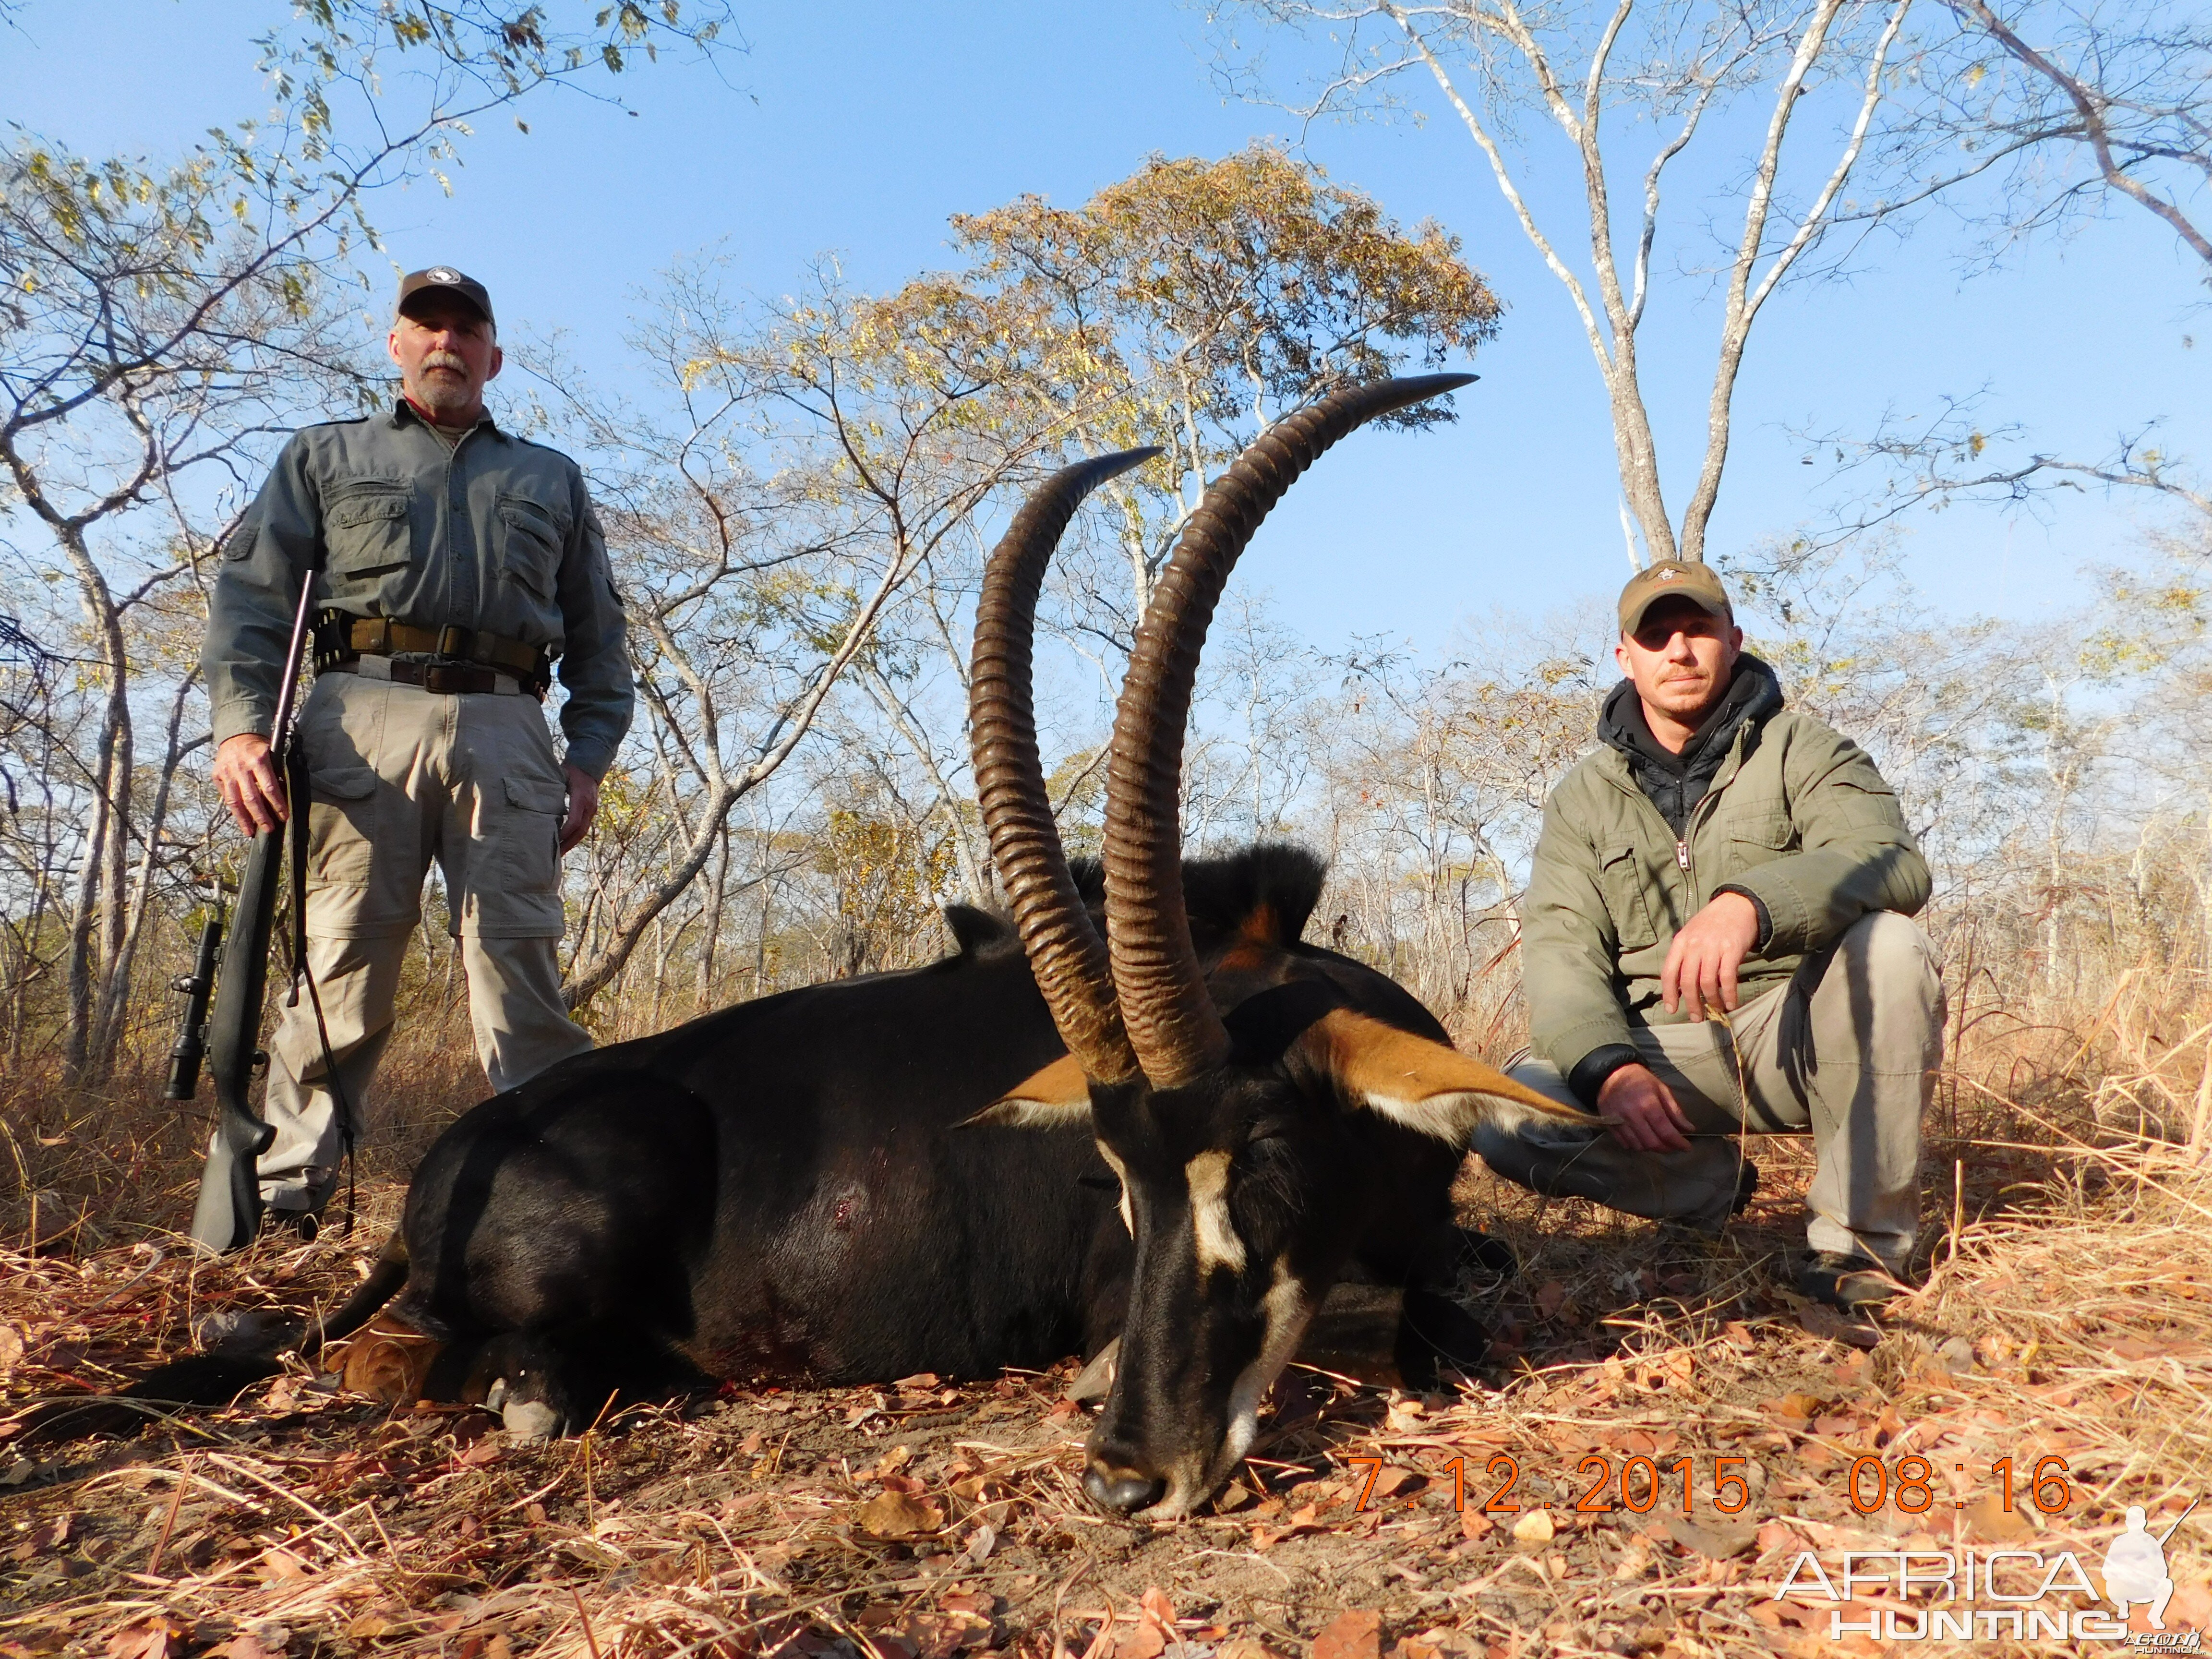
[325,490,414,585]
[1723,806,1795,872]
[1599,842,1658,951]
[497,494,565,601]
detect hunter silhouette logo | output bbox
[2107,1502,2197,1640]
[1771,1500,2201,1645]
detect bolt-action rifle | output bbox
[183,573,319,1254]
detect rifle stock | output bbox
[187,822,284,1252]
[186,573,319,1254]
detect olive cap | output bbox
[1618,560,1733,635]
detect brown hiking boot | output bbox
[1796,1250,1902,1310]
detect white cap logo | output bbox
[1656,567,1679,581]
[426,268,460,283]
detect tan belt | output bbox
[340,616,546,680]
[324,655,538,699]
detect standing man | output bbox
[203,267,632,1235]
[1476,562,1942,1309]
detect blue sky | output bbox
[6,0,2205,654]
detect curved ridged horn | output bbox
[972,448,1162,1086]
[1103,374,1476,1089]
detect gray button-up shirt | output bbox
[203,401,634,779]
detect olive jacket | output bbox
[1523,672,1931,1093]
[203,401,633,780]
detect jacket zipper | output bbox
[1601,734,1746,938]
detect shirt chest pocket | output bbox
[1599,841,1659,952]
[497,493,566,601]
[325,489,414,584]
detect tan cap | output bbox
[397,266,494,327]
[1618,560,1732,635]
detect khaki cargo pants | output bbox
[245,671,594,1214]
[1475,911,1944,1273]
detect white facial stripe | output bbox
[1212,1255,1313,1491]
[1185,1150,1245,1274]
[1095,1141,1134,1237]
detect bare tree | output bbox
[537,260,1094,1006]
[1220,0,1924,564]
[1927,0,2211,276]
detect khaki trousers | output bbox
[1475,911,1943,1273]
[245,672,594,1213]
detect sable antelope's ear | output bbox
[957,1052,1094,1129]
[1300,1009,1599,1142]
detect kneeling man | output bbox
[1478,561,1943,1309]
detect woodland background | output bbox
[0,0,2206,1211]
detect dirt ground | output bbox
[5,1136,2210,1659]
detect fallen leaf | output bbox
[1535,1281,1567,1319]
[0,1326,22,1384]
[1760,1600,1825,1632]
[1110,1622,1165,1659]
[1214,1641,1282,1659]
[1368,1466,1422,1503]
[893,1373,940,1389]
[853,1491,944,1539]
[105,1618,187,1659]
[455,1437,501,1467]
[1960,1493,2035,1542]
[1762,1393,1821,1424]
[1312,1609,1383,1659]
[1662,1515,1759,1558]
[1511,1510,1554,1546]
[252,1547,312,1583]
[1459,1509,1493,1541]
[1139,1588,1176,1630]
[1755,1522,1802,1556]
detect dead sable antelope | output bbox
[83,375,1597,1519]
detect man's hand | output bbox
[213,733,288,836]
[1596,1062,1695,1153]
[1659,890,1761,1022]
[559,762,599,854]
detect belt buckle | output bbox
[422,663,457,694]
[436,625,470,659]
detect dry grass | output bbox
[4,973,2211,1659]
